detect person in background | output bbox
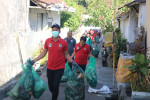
[64,31,76,69]
[71,36,92,72]
[29,24,78,100]
[86,32,92,51]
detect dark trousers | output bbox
[78,64,86,71]
[47,69,64,100]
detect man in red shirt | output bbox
[30,24,78,100]
[71,36,92,71]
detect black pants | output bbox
[47,69,64,100]
[78,64,86,71]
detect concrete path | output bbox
[4,58,117,100]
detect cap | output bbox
[51,24,60,30]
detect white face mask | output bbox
[52,31,59,38]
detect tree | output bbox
[61,0,86,31]
[84,0,132,32]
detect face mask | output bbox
[52,31,59,38]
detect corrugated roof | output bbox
[31,0,75,12]
[37,0,68,6]
[119,0,146,10]
[117,11,130,18]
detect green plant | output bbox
[124,53,150,92]
[114,29,127,66]
[32,48,48,66]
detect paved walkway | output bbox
[4,58,117,100]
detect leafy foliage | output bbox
[124,53,150,92]
[84,0,132,31]
[61,0,86,31]
[114,28,127,66]
[32,48,48,66]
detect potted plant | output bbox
[124,53,150,99]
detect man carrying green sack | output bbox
[30,24,78,100]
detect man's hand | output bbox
[30,60,35,66]
[72,61,79,67]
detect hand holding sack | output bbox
[61,62,72,83]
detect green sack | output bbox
[61,62,72,83]
[32,68,47,99]
[91,45,99,57]
[95,36,100,44]
[7,59,47,100]
[85,57,97,88]
[65,65,85,100]
[7,60,34,100]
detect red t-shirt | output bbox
[44,37,68,70]
[74,43,91,65]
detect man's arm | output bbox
[71,50,76,59]
[33,49,48,62]
[64,51,73,63]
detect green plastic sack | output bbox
[32,68,47,99]
[65,65,85,100]
[85,57,97,88]
[7,59,47,100]
[91,45,99,57]
[7,60,34,100]
[61,62,72,83]
[95,36,100,44]
[86,37,92,48]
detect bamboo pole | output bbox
[113,0,116,88]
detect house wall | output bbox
[28,8,60,54]
[120,17,129,39]
[126,8,138,43]
[0,0,29,86]
[146,0,150,55]
[138,3,146,28]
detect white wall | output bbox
[0,0,29,86]
[126,8,138,43]
[120,17,129,39]
[138,3,146,27]
[28,8,60,54]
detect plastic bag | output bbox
[61,62,72,83]
[95,36,100,44]
[85,57,97,88]
[7,59,47,100]
[65,66,85,100]
[91,45,99,57]
[7,60,34,100]
[32,68,47,99]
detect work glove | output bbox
[30,60,35,66]
[28,59,35,66]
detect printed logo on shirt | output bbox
[84,48,87,50]
[59,44,62,47]
[71,40,73,42]
[77,47,79,49]
[49,43,52,47]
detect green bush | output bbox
[32,48,48,66]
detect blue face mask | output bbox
[52,31,59,38]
